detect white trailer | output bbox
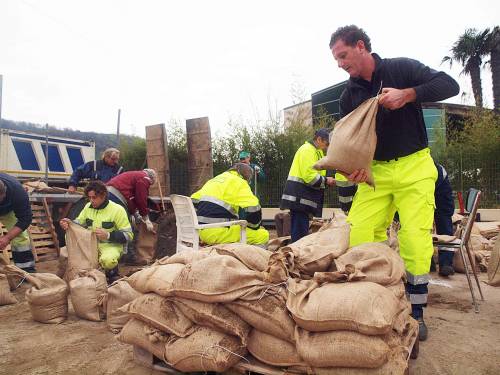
[0,129,95,182]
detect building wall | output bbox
[283,100,313,128]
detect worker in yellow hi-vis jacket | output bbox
[191,163,269,246]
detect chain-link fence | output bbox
[169,158,500,209]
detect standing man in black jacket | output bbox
[0,173,35,272]
[329,25,459,341]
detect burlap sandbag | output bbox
[156,249,212,266]
[135,222,158,265]
[0,273,17,305]
[248,330,307,367]
[267,236,291,252]
[117,318,167,361]
[226,294,296,343]
[313,96,379,187]
[4,266,69,324]
[207,243,271,271]
[295,327,389,368]
[69,269,107,321]
[330,242,406,286]
[171,297,250,344]
[488,237,500,286]
[168,255,274,303]
[453,248,479,274]
[126,263,185,295]
[276,223,350,278]
[107,279,141,333]
[164,326,246,373]
[66,222,98,281]
[119,293,194,337]
[287,279,402,335]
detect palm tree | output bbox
[487,26,500,110]
[442,28,490,107]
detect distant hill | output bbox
[0,119,142,157]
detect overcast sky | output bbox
[1,0,498,137]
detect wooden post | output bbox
[186,117,213,194]
[145,124,170,196]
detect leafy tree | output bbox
[487,26,500,110]
[119,137,146,170]
[443,28,491,107]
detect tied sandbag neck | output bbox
[199,344,249,372]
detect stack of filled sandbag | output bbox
[117,223,416,374]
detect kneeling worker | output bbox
[191,163,269,246]
[60,181,133,282]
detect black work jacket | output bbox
[339,54,459,161]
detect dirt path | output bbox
[1,261,499,375]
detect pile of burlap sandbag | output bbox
[116,218,417,374]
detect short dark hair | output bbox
[314,128,331,142]
[329,25,372,52]
[84,180,108,198]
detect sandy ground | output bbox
[1,260,499,375]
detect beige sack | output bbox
[313,96,379,187]
[226,294,296,343]
[247,330,306,367]
[168,255,273,303]
[107,279,141,333]
[172,297,250,344]
[331,242,406,286]
[287,279,402,335]
[164,326,246,373]
[135,222,158,265]
[66,222,98,281]
[267,236,291,252]
[156,249,212,266]
[69,269,107,321]
[117,318,167,361]
[127,263,185,295]
[295,327,389,368]
[284,223,350,276]
[119,293,194,337]
[488,237,500,286]
[207,243,271,271]
[453,248,479,274]
[4,266,69,324]
[0,273,17,305]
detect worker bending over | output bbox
[0,173,36,272]
[106,169,157,233]
[191,163,269,246]
[60,181,133,282]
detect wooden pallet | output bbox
[28,198,60,262]
[133,336,416,375]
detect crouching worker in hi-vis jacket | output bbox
[60,181,133,283]
[191,163,269,246]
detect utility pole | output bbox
[116,108,121,146]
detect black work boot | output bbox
[439,265,455,277]
[417,317,428,341]
[105,266,120,284]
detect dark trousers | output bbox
[290,210,309,243]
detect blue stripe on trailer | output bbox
[9,132,93,147]
[40,144,65,172]
[67,147,85,169]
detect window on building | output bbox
[40,144,65,172]
[66,147,85,170]
[12,140,40,170]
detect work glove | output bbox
[253,165,261,173]
[142,215,155,232]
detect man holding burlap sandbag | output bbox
[60,181,133,283]
[327,25,459,341]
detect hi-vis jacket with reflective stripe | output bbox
[280,141,326,217]
[191,171,263,229]
[75,199,133,254]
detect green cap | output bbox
[239,151,250,159]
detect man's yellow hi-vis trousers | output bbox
[200,225,269,246]
[347,148,437,278]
